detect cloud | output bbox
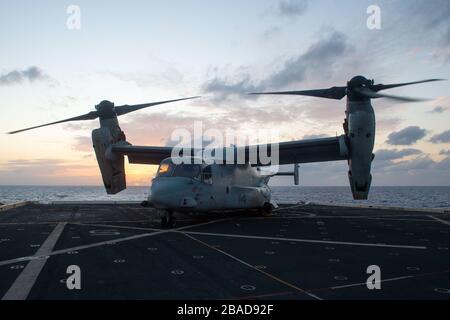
[375,148,422,161]
[430,130,450,143]
[427,106,448,114]
[202,30,351,99]
[263,26,281,40]
[263,30,350,89]
[440,149,450,156]
[386,126,427,145]
[403,0,450,63]
[72,136,93,152]
[0,66,47,85]
[0,159,98,185]
[302,134,328,140]
[202,74,259,100]
[278,0,308,18]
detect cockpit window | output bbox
[156,160,175,177]
[201,165,213,184]
[173,164,201,179]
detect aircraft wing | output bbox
[111,135,348,166]
[242,135,349,166]
[276,135,349,165]
[111,145,174,165]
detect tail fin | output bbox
[274,163,300,185]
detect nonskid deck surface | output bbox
[0,202,449,300]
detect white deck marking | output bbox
[429,215,450,227]
[0,218,231,267]
[183,233,322,300]
[330,275,414,290]
[2,222,67,300]
[181,231,427,249]
[0,219,151,226]
[73,222,160,232]
[239,215,434,222]
[272,204,307,212]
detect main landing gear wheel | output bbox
[260,203,274,217]
[161,210,175,228]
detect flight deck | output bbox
[0,202,449,300]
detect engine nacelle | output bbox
[92,127,126,194]
[345,100,375,200]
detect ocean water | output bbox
[0,185,449,210]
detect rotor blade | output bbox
[114,96,201,116]
[249,86,347,100]
[7,111,99,134]
[355,87,428,103]
[372,79,444,92]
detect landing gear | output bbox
[160,210,175,228]
[260,203,273,217]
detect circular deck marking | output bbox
[434,288,450,294]
[171,270,184,275]
[30,244,40,248]
[147,247,158,251]
[334,276,348,281]
[240,285,256,291]
[264,251,275,255]
[407,267,420,271]
[67,251,79,255]
[114,259,126,263]
[255,265,266,270]
[193,255,204,259]
[10,265,24,270]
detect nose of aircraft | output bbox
[150,178,194,209]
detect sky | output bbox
[0,0,449,187]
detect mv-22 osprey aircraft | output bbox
[9,76,442,227]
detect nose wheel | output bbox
[160,210,175,228]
